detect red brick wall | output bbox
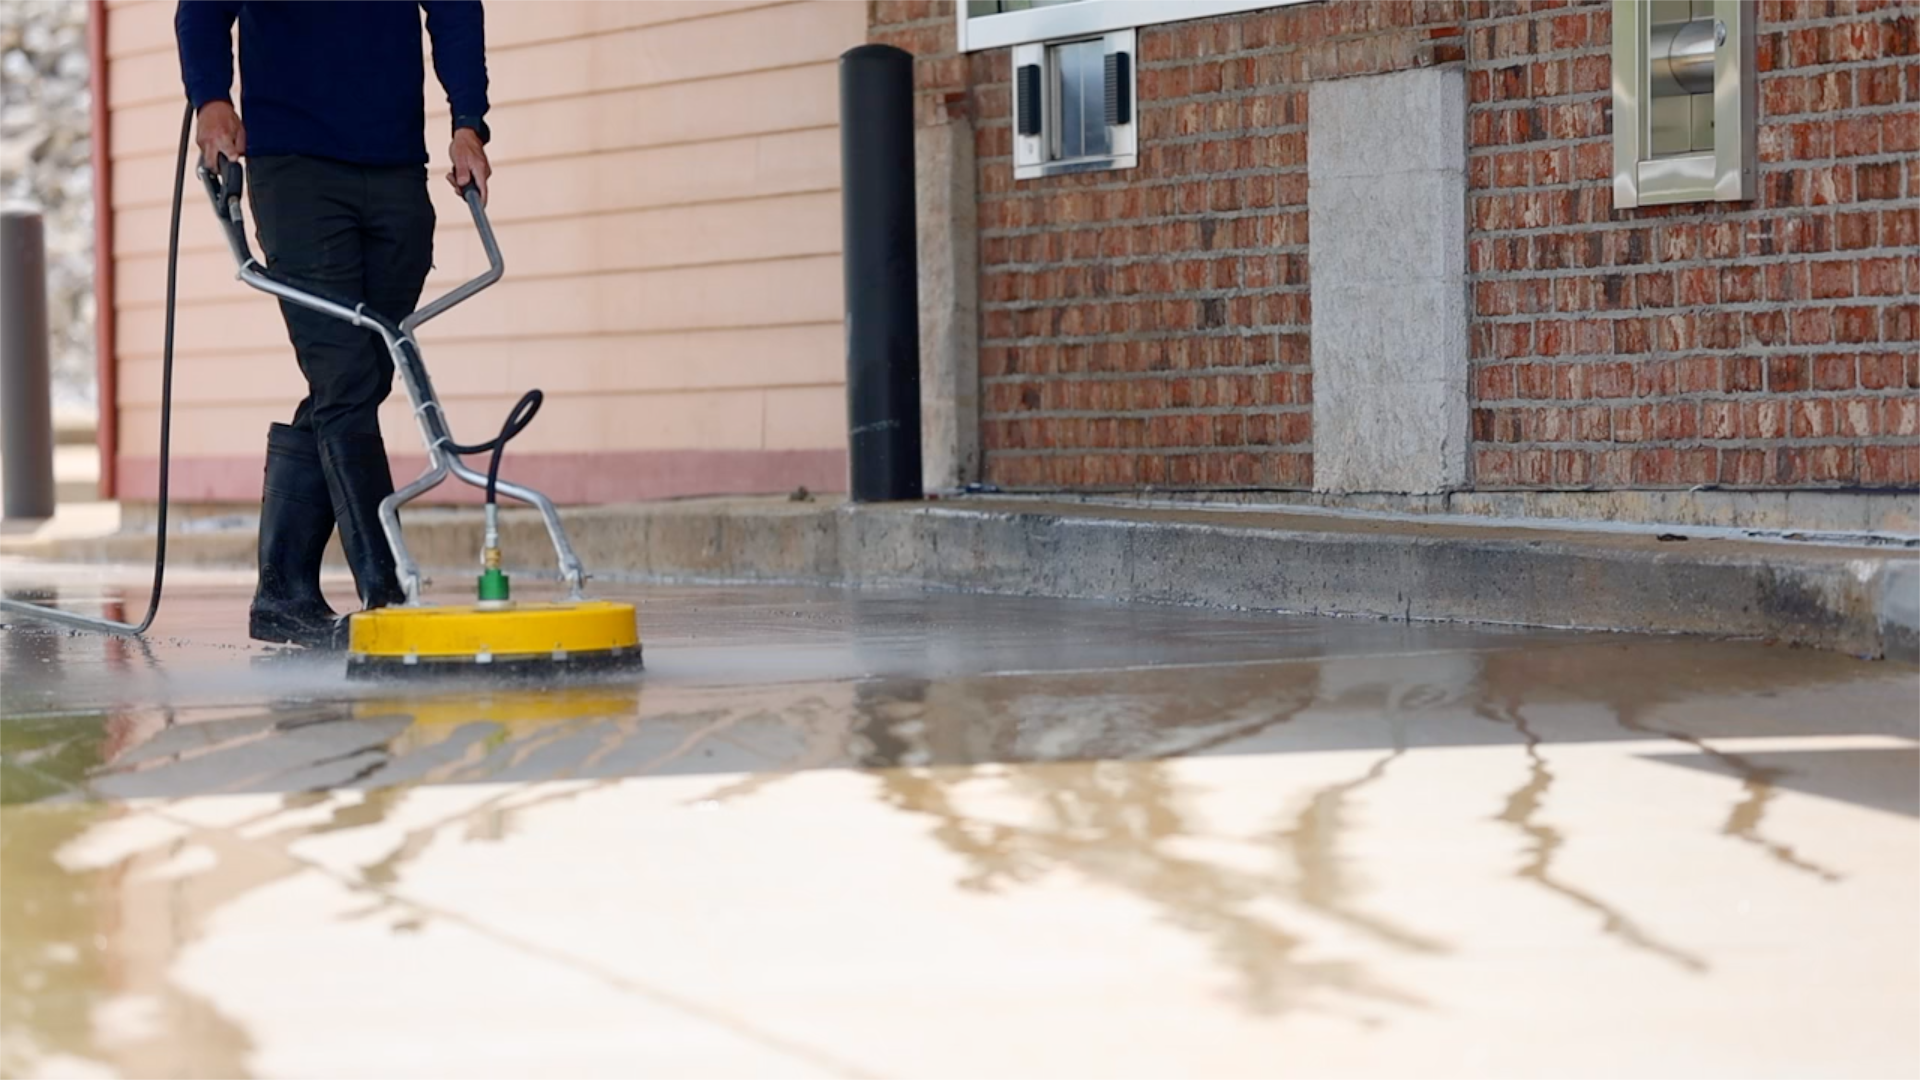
[874,0,1920,493]
[878,1,1465,489]
[1468,0,1919,490]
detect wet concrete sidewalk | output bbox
[2,564,1917,1078]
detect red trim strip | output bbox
[88,0,115,498]
[114,448,850,505]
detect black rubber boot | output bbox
[249,423,342,648]
[318,432,408,613]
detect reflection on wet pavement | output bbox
[2,567,1917,1076]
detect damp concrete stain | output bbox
[2,568,1916,1077]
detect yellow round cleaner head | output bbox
[345,599,641,679]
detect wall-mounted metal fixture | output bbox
[1612,0,1754,208]
[1012,29,1136,180]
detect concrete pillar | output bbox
[2,208,57,520]
[1308,67,1469,495]
[916,109,980,493]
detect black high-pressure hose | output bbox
[125,102,193,634]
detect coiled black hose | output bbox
[447,387,542,506]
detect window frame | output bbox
[956,0,1305,53]
[1012,29,1138,180]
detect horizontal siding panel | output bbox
[110,199,227,257]
[429,254,845,339]
[108,45,181,110]
[120,184,840,299]
[113,250,246,306]
[106,1,173,60]
[450,325,844,397]
[116,324,842,407]
[476,128,841,221]
[485,1,791,51]
[104,0,853,482]
[116,297,286,361]
[114,351,307,409]
[107,1,856,112]
[121,188,840,303]
[422,191,843,283]
[114,127,840,219]
[487,62,839,163]
[119,385,789,458]
[763,385,847,449]
[115,254,843,356]
[111,98,195,158]
[432,388,769,453]
[483,1,860,103]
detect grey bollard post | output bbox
[2,208,57,520]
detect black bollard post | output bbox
[1,209,57,521]
[839,43,923,503]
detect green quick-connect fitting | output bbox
[478,563,510,602]
[476,502,509,602]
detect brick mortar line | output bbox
[1459,21,1912,44]
[982,334,1312,350]
[980,446,1318,457]
[1470,255,1915,271]
[1471,439,1914,452]
[1472,84,1911,115]
[1459,211,1920,238]
[1470,214,1920,233]
[983,339,1309,352]
[1466,193,1916,209]
[1470,350,1920,364]
[1459,6,1910,30]
[972,145,1312,169]
[973,117,1309,143]
[983,282,1313,303]
[1466,118,1916,159]
[979,190,1310,208]
[984,247,1313,273]
[1469,298,1920,311]
[1469,319,1913,332]
[979,222,1310,242]
[984,367,1315,383]
[1468,296,1915,310]
[1470,343,1920,355]
[986,406,1315,421]
[1475,389,1919,404]
[1466,237,1920,255]
[982,332,1309,346]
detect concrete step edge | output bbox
[4,497,1914,660]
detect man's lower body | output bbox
[245,154,435,648]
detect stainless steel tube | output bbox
[1,209,57,521]
[1651,17,1719,97]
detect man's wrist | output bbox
[453,115,490,145]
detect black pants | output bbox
[248,154,434,441]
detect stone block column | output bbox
[1309,66,1469,494]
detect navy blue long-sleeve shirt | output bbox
[176,1,488,167]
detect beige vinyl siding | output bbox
[104,0,857,471]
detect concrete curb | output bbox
[5,496,1916,660]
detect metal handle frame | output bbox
[202,166,587,604]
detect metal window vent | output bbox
[1104,51,1131,125]
[1016,64,1043,136]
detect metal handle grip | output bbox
[400,183,503,333]
[199,153,254,268]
